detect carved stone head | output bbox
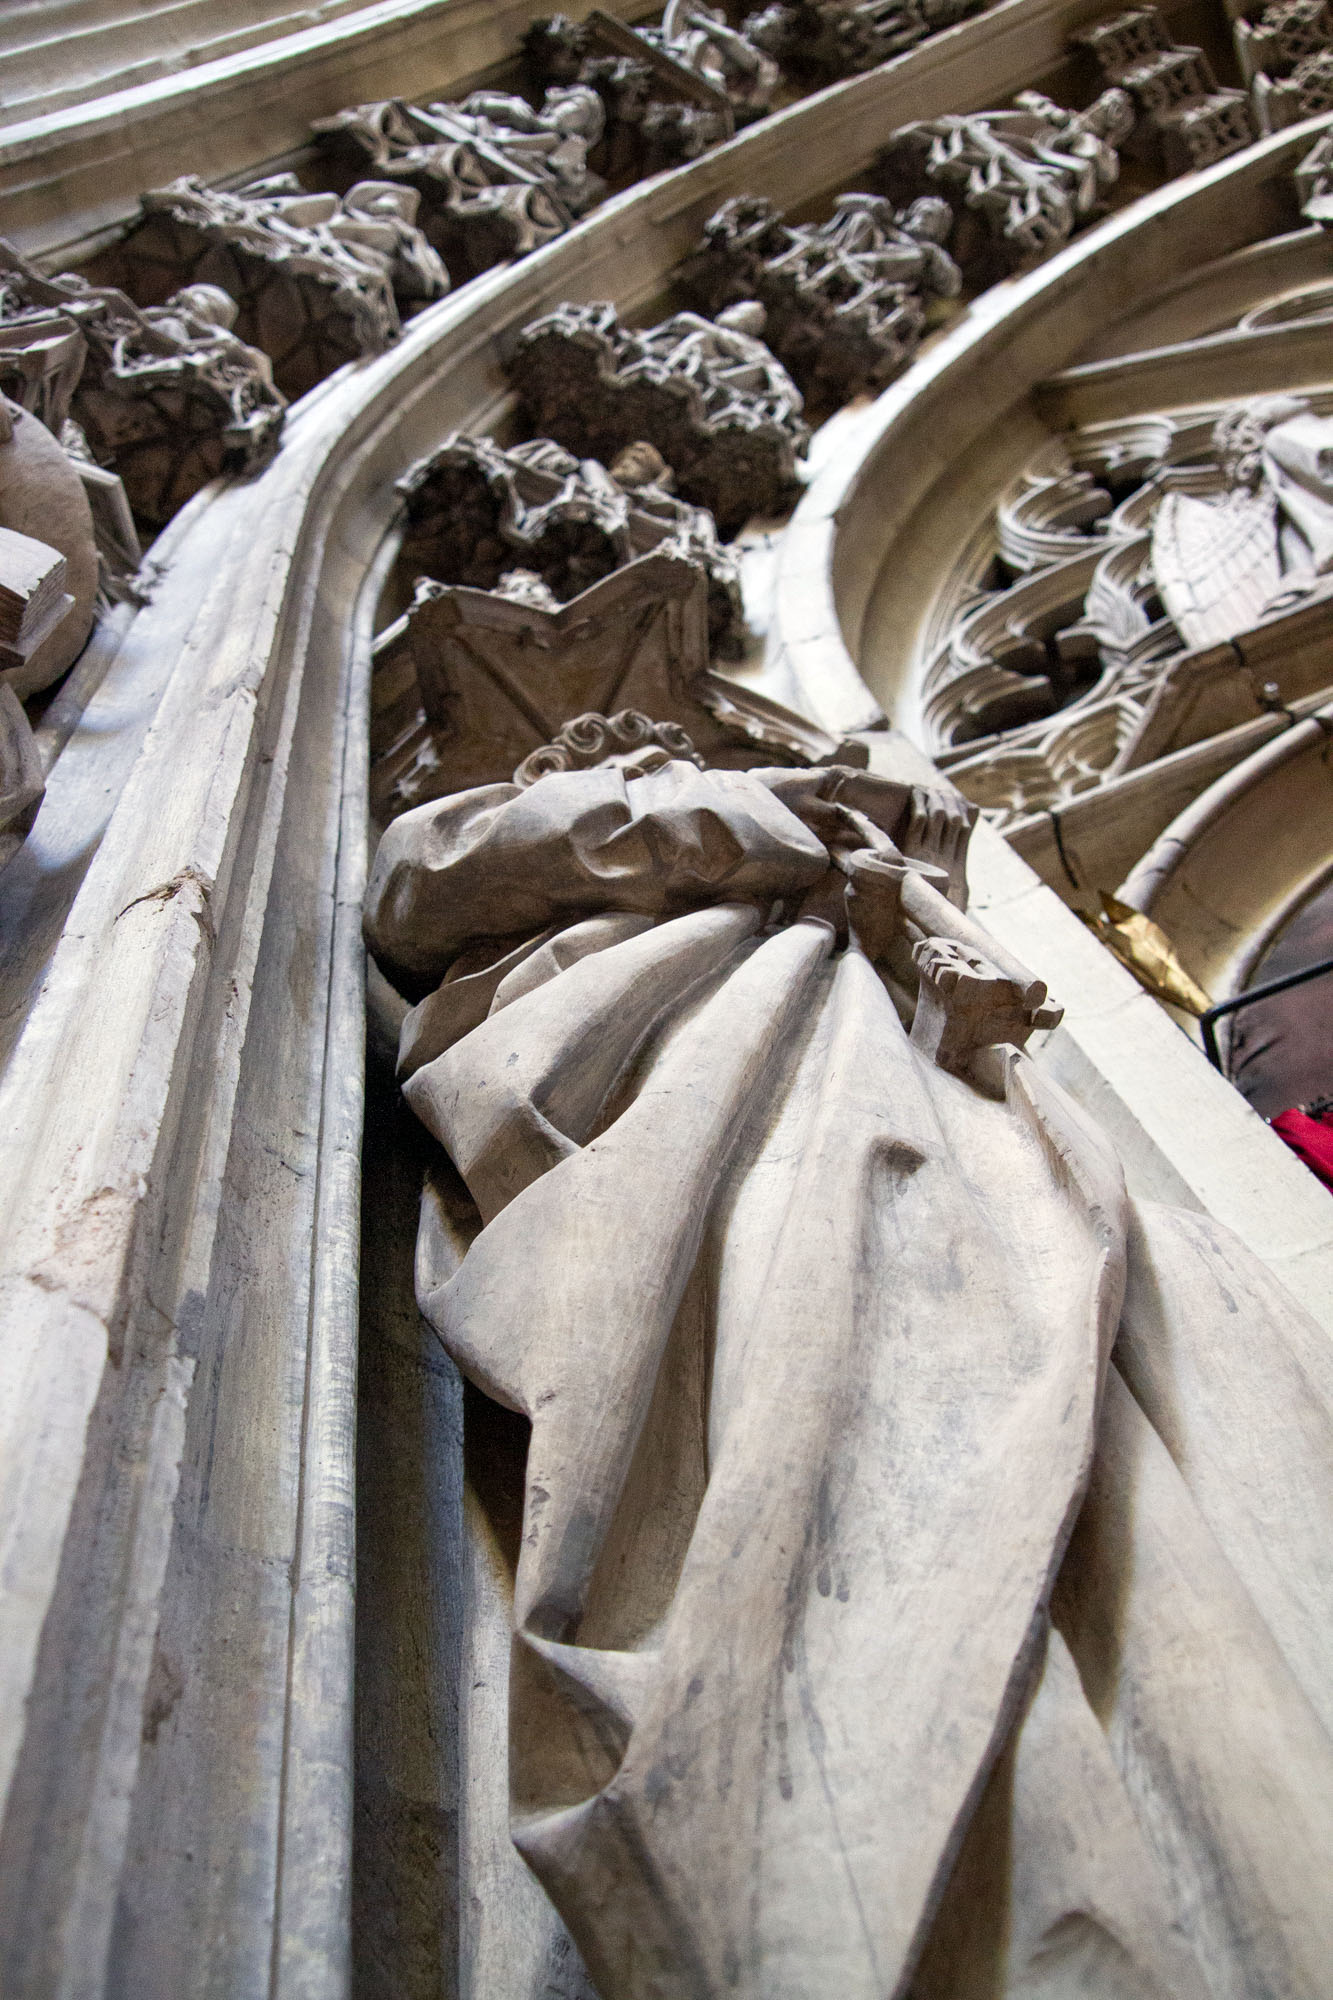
[714,300,767,338]
[901,196,953,244]
[1213,393,1310,490]
[168,283,239,331]
[608,440,675,492]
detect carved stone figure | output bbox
[0,395,106,870]
[509,300,808,532]
[523,8,764,178]
[1074,5,1256,171]
[681,189,961,403]
[642,0,780,117]
[112,172,448,398]
[0,292,140,592]
[0,251,285,530]
[1296,123,1333,220]
[923,398,1333,826]
[1152,394,1333,646]
[82,282,283,527]
[364,716,1333,1996]
[0,678,44,870]
[0,391,100,691]
[0,302,86,435]
[395,432,745,657]
[314,87,605,276]
[741,0,987,80]
[873,88,1136,278]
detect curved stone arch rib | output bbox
[1118,698,1333,1006]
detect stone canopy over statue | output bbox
[363,709,1333,1997]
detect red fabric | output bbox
[1272,1108,1333,1193]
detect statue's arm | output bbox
[363,779,547,991]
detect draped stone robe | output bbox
[365,758,1333,2000]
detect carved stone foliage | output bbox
[1073,6,1256,172]
[313,90,605,279]
[872,88,1137,281]
[679,190,961,405]
[0,242,286,529]
[741,0,987,81]
[109,173,448,400]
[524,6,770,178]
[370,526,851,824]
[923,397,1333,825]
[395,432,746,659]
[509,300,807,534]
[1230,0,1333,130]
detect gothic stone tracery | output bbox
[923,395,1333,825]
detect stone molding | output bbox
[1119,697,1333,998]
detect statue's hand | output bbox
[753,768,973,903]
[900,784,974,907]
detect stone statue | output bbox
[0,293,139,594]
[323,179,452,308]
[314,88,604,273]
[115,171,448,397]
[426,85,607,213]
[522,8,761,176]
[875,88,1137,271]
[369,486,839,824]
[647,0,780,115]
[510,300,808,532]
[648,300,801,413]
[0,393,105,870]
[1152,394,1333,647]
[742,0,986,79]
[0,239,285,529]
[683,189,962,401]
[0,678,44,871]
[396,432,746,656]
[1297,122,1333,220]
[364,711,1333,1995]
[0,301,86,436]
[74,279,285,527]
